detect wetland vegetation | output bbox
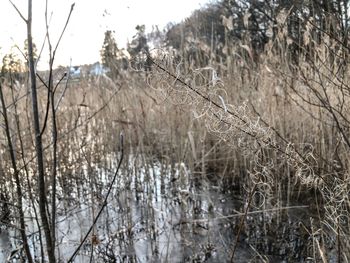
[1,0,350,262]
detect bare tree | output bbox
[26,0,56,261]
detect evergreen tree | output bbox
[128,25,149,56]
[127,25,151,72]
[100,30,119,78]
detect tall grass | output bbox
[1,13,350,262]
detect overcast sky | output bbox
[0,0,210,70]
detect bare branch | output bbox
[53,3,75,59]
[8,0,27,23]
[68,133,124,263]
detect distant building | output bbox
[69,66,81,78]
[90,62,109,76]
[67,62,110,79]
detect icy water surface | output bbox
[0,156,308,262]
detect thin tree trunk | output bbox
[0,82,33,263]
[27,0,55,261]
[50,77,58,251]
[10,79,45,261]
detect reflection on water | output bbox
[55,160,247,262]
[0,157,308,262]
[0,230,11,261]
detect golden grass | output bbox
[1,27,350,261]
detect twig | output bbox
[53,3,75,57]
[230,183,257,262]
[147,54,327,183]
[8,0,27,23]
[67,133,124,262]
[147,54,248,125]
[36,72,67,137]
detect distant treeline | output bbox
[99,0,348,77]
[163,0,348,63]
